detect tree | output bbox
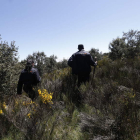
[26,52,57,75]
[109,38,126,60]
[46,55,57,72]
[89,48,102,61]
[57,59,68,69]
[109,30,140,60]
[123,30,140,58]
[0,35,19,95]
[26,52,47,76]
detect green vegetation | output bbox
[1,30,140,140]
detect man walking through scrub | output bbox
[17,59,41,100]
[68,44,97,87]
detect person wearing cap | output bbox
[17,59,41,100]
[68,44,97,86]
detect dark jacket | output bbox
[68,49,96,74]
[17,67,41,95]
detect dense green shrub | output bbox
[0,37,20,96]
[26,52,58,76]
[89,48,103,61]
[109,30,140,60]
[1,32,140,140]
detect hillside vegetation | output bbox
[0,30,140,140]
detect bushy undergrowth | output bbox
[1,56,140,140]
[1,36,140,140]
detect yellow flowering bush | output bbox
[0,110,3,114]
[38,89,53,104]
[0,102,8,115]
[27,113,31,118]
[22,100,38,107]
[3,102,6,108]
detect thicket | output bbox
[109,30,140,60]
[0,37,21,96]
[0,30,140,140]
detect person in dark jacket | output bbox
[17,59,41,100]
[68,44,97,86]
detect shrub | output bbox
[0,36,19,97]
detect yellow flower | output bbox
[38,89,53,105]
[133,94,136,98]
[3,102,6,108]
[0,110,3,114]
[27,113,31,118]
[23,101,25,104]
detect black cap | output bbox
[78,44,84,49]
[26,59,34,65]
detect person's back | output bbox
[68,44,96,86]
[17,59,41,100]
[70,49,95,74]
[19,67,40,86]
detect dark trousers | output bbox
[23,85,36,100]
[77,72,90,87]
